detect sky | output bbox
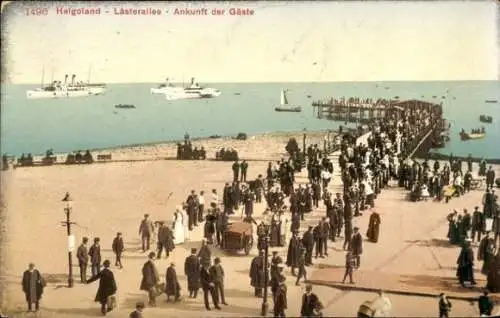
[2,1,499,83]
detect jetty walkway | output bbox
[302,116,496,314]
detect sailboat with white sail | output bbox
[274,89,302,112]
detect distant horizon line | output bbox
[3,79,499,85]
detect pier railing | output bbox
[401,122,440,160]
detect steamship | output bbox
[151,77,221,100]
[26,74,107,99]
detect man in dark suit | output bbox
[112,232,124,269]
[186,190,198,230]
[89,237,102,277]
[240,160,249,182]
[487,166,496,189]
[140,252,160,307]
[300,284,322,318]
[471,206,484,243]
[138,214,154,252]
[157,221,174,259]
[165,263,181,302]
[215,204,228,246]
[210,257,228,305]
[232,160,240,182]
[87,260,117,315]
[22,263,46,312]
[201,262,221,310]
[478,290,494,316]
[295,248,307,286]
[274,277,288,317]
[301,226,314,266]
[184,248,201,298]
[312,182,321,208]
[77,237,89,283]
[223,183,233,214]
[350,227,363,268]
[321,217,330,256]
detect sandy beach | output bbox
[1,130,499,317]
[20,130,337,163]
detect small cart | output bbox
[222,222,254,255]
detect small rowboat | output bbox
[460,131,485,141]
[115,104,136,109]
[275,106,302,112]
[479,115,493,123]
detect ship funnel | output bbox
[190,77,194,85]
[71,74,76,85]
[64,74,68,85]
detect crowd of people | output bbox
[17,103,500,317]
[176,140,206,160]
[446,184,499,293]
[215,147,239,161]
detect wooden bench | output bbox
[96,154,112,161]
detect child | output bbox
[295,248,307,285]
[420,184,430,201]
[342,251,355,284]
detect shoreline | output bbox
[8,128,344,159]
[89,128,339,152]
[421,151,500,164]
[6,127,500,165]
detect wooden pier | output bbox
[312,98,443,123]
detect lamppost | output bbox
[323,134,327,154]
[260,231,270,317]
[61,192,75,288]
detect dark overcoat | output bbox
[88,244,101,265]
[200,266,214,291]
[87,268,117,304]
[22,269,45,302]
[249,256,265,288]
[165,266,181,296]
[366,212,381,243]
[112,237,124,254]
[350,233,363,255]
[456,246,475,282]
[274,284,288,311]
[478,237,496,275]
[158,226,175,252]
[198,245,212,267]
[140,260,159,291]
[244,192,255,216]
[300,293,321,317]
[286,236,301,267]
[301,230,314,250]
[184,255,201,290]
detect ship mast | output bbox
[40,66,45,88]
[87,65,92,84]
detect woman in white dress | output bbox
[173,206,187,245]
[364,179,375,208]
[279,211,289,247]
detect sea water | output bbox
[1,81,499,158]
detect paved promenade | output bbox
[2,130,494,317]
